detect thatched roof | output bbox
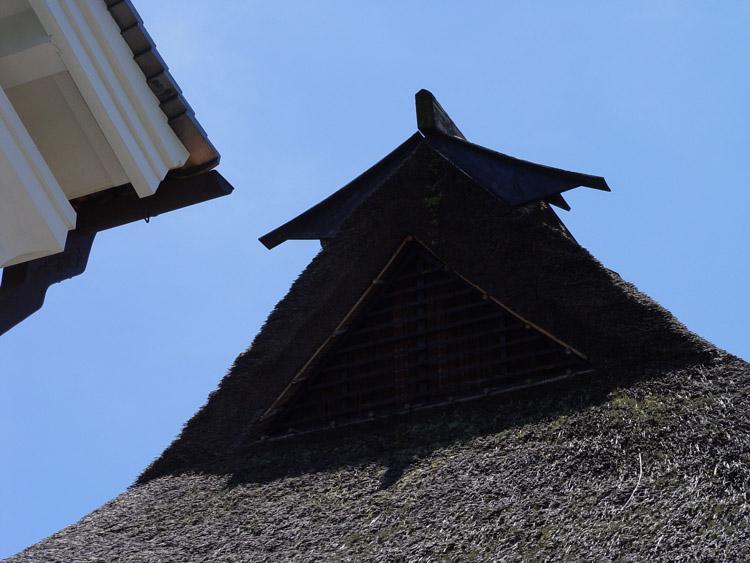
[11,355,749,561]
[11,145,748,562]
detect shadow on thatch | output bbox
[137,158,722,489]
[143,367,663,489]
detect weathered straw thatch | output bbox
[11,147,748,562]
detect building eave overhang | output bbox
[0,0,232,334]
[1,0,227,269]
[104,0,220,176]
[0,170,233,336]
[28,0,191,197]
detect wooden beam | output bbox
[0,170,233,335]
[0,230,95,336]
[72,170,233,232]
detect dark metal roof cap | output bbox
[415,89,466,140]
[259,134,423,250]
[260,90,610,249]
[106,0,220,176]
[424,133,609,207]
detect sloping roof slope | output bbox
[11,355,749,561]
[10,143,747,561]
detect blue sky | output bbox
[2,1,748,557]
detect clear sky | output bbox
[1,1,748,557]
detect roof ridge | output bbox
[260,90,610,249]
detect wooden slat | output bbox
[264,240,592,436]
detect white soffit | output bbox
[0,0,197,267]
[0,0,33,19]
[0,7,48,57]
[0,86,75,267]
[0,5,66,89]
[28,0,189,197]
[7,72,129,199]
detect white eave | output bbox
[0,86,75,267]
[0,0,192,267]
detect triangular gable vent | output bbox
[260,238,593,438]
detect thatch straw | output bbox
[12,148,743,562]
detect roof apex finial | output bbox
[415,89,466,141]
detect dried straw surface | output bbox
[11,355,750,562]
[11,150,747,561]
